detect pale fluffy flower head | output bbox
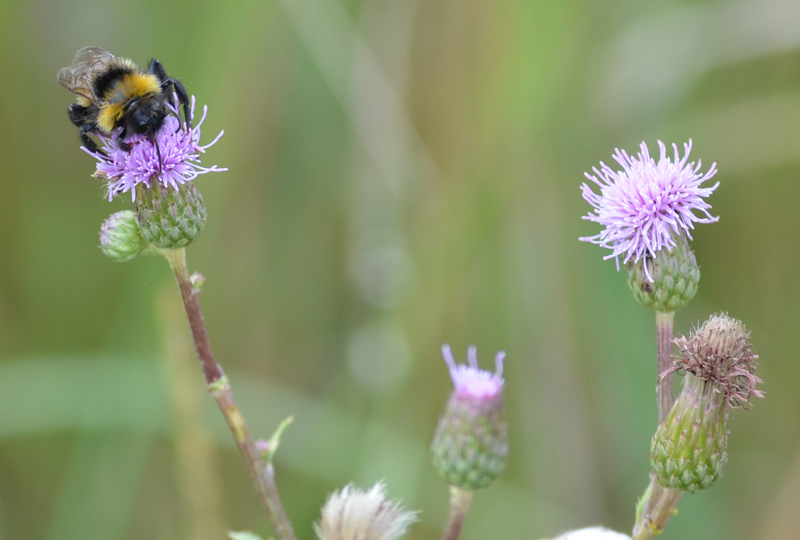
[314,482,417,540]
[541,527,631,540]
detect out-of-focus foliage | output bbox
[1,0,798,539]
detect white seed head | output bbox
[541,527,631,540]
[314,482,418,540]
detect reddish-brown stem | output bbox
[167,249,224,384]
[164,248,296,540]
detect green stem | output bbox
[632,475,682,540]
[441,487,474,540]
[163,248,297,540]
[656,311,675,423]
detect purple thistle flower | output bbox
[83,96,227,202]
[580,140,719,281]
[441,344,505,399]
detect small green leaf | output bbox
[260,415,295,463]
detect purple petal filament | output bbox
[442,344,505,400]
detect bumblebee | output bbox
[58,46,191,167]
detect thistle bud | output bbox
[626,233,700,312]
[431,345,508,491]
[99,210,145,262]
[314,482,417,540]
[135,181,207,249]
[651,314,763,492]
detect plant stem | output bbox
[631,312,679,539]
[441,487,474,540]
[632,475,682,540]
[656,311,675,423]
[163,247,297,540]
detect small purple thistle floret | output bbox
[441,344,505,399]
[82,96,227,202]
[579,140,719,281]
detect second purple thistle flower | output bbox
[579,140,719,281]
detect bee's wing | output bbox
[57,47,117,104]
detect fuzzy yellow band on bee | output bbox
[97,72,161,133]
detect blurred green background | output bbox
[1,0,798,538]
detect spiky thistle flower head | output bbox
[313,482,417,540]
[580,140,719,281]
[83,96,225,250]
[84,96,226,202]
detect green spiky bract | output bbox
[627,233,699,312]
[650,373,727,493]
[431,391,508,491]
[135,181,207,250]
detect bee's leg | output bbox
[172,79,191,129]
[154,139,163,174]
[78,124,103,155]
[79,131,99,153]
[149,58,192,128]
[116,128,131,152]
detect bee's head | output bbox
[125,96,167,141]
